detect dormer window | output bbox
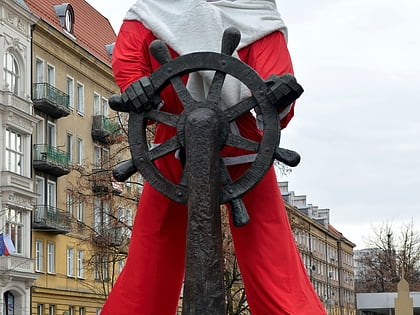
[54,3,75,34]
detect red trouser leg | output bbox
[101,182,188,315]
[229,165,327,315]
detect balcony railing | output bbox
[91,168,123,195]
[91,115,120,144]
[33,205,71,234]
[92,227,125,247]
[33,144,70,177]
[32,83,71,118]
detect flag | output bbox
[0,234,16,256]
[0,234,4,256]
[3,234,16,255]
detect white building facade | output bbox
[0,1,38,314]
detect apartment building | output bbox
[281,182,356,315]
[0,0,39,314]
[22,0,135,314]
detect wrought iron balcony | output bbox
[33,205,71,234]
[33,144,70,177]
[91,227,125,247]
[32,83,71,118]
[91,115,120,144]
[91,168,123,195]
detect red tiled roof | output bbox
[25,0,116,66]
[328,224,343,237]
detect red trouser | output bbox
[102,153,326,314]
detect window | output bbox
[93,93,100,115]
[5,129,23,175]
[4,291,15,315]
[36,176,45,205]
[94,145,110,168]
[37,304,44,315]
[49,305,56,315]
[47,180,56,208]
[94,199,110,232]
[67,133,74,162]
[47,64,55,86]
[35,58,44,83]
[79,307,85,315]
[5,208,24,254]
[66,193,73,215]
[3,51,19,94]
[102,98,109,118]
[76,137,83,165]
[35,118,45,145]
[94,254,109,281]
[67,248,74,277]
[76,82,84,114]
[76,198,83,222]
[47,242,55,273]
[35,240,43,272]
[69,307,75,315]
[77,250,84,278]
[47,122,56,146]
[67,76,74,109]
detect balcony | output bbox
[91,168,123,195]
[32,83,71,118]
[33,205,71,234]
[33,144,70,177]
[91,227,125,247]
[91,115,120,144]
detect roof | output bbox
[14,0,30,11]
[24,0,116,66]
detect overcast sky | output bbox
[86,0,420,249]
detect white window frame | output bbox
[67,75,74,110]
[93,92,101,115]
[47,121,56,147]
[66,193,73,216]
[47,180,57,208]
[35,117,45,145]
[47,242,55,274]
[76,198,83,222]
[102,97,109,118]
[5,128,24,175]
[77,249,84,279]
[35,57,44,83]
[4,50,20,95]
[49,305,56,315]
[47,63,55,86]
[76,82,84,115]
[37,304,44,315]
[76,137,83,165]
[36,176,45,205]
[67,248,75,277]
[67,133,74,162]
[35,240,43,272]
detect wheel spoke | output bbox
[225,134,259,153]
[146,109,179,127]
[207,71,226,104]
[218,158,233,186]
[170,76,197,107]
[223,96,258,122]
[149,136,181,161]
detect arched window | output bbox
[3,291,15,315]
[3,51,20,95]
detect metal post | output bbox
[181,107,226,315]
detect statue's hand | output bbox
[109,76,162,113]
[265,74,304,110]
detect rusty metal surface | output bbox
[182,108,225,314]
